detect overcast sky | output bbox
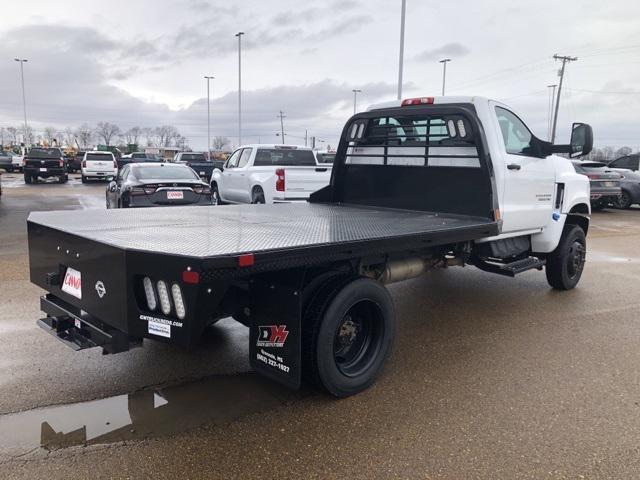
[1,0,639,150]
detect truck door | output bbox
[491,103,555,233]
[220,149,242,202]
[234,148,253,203]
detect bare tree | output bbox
[95,122,121,146]
[142,127,155,147]
[602,146,614,161]
[175,135,188,150]
[615,146,632,158]
[212,136,230,151]
[43,127,56,145]
[123,126,142,145]
[154,125,180,148]
[7,126,18,145]
[75,123,94,148]
[20,125,33,145]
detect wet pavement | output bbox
[1,174,640,479]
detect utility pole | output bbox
[546,84,557,141]
[14,58,29,146]
[304,129,308,147]
[550,54,577,144]
[277,111,286,144]
[352,89,362,115]
[397,0,406,100]
[204,75,214,156]
[235,32,245,146]
[439,58,451,96]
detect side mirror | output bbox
[569,123,593,158]
[108,181,117,193]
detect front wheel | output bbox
[211,183,222,205]
[545,224,586,290]
[303,277,395,397]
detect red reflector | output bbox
[401,97,434,106]
[238,253,255,267]
[182,270,200,284]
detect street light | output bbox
[235,32,245,146]
[397,0,407,100]
[14,58,29,145]
[439,58,451,96]
[204,75,214,157]
[352,89,362,115]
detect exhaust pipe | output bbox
[379,257,429,284]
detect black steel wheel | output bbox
[303,276,395,397]
[546,224,587,290]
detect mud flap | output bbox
[249,272,304,390]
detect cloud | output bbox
[413,43,471,62]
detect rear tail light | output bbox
[401,97,434,106]
[143,277,157,311]
[22,159,26,166]
[171,283,186,320]
[192,185,211,194]
[275,168,285,192]
[82,160,86,168]
[130,187,147,196]
[156,281,171,315]
[59,159,64,167]
[587,174,600,180]
[113,160,117,168]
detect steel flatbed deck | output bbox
[28,203,499,265]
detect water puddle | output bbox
[589,251,637,263]
[0,373,301,459]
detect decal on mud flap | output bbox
[249,278,302,390]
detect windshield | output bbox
[86,153,113,161]
[253,148,316,166]
[132,165,199,180]
[181,153,206,161]
[317,153,335,164]
[28,148,62,159]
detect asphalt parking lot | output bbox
[1,173,640,479]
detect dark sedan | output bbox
[571,161,622,210]
[106,163,213,209]
[614,170,640,209]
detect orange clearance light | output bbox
[238,253,255,267]
[401,97,435,106]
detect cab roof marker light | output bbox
[238,253,255,267]
[401,97,434,106]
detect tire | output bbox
[81,175,87,184]
[251,187,265,204]
[6,167,13,173]
[211,183,222,205]
[59,174,68,184]
[545,224,587,290]
[24,174,32,184]
[302,277,395,397]
[616,191,632,209]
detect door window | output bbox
[238,148,253,168]
[226,150,241,168]
[495,107,533,155]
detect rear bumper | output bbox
[24,166,66,177]
[38,294,139,354]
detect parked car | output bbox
[106,162,212,208]
[571,161,621,210]
[174,152,216,181]
[118,152,163,169]
[0,151,14,172]
[614,170,640,209]
[23,147,68,184]
[210,144,332,205]
[67,151,85,173]
[81,151,117,183]
[11,153,23,172]
[608,153,639,172]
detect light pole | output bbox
[204,75,214,156]
[397,0,406,100]
[14,58,29,145]
[547,84,557,141]
[352,89,362,115]
[235,32,245,146]
[439,58,451,96]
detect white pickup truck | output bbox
[210,144,331,204]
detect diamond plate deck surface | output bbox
[28,203,495,258]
